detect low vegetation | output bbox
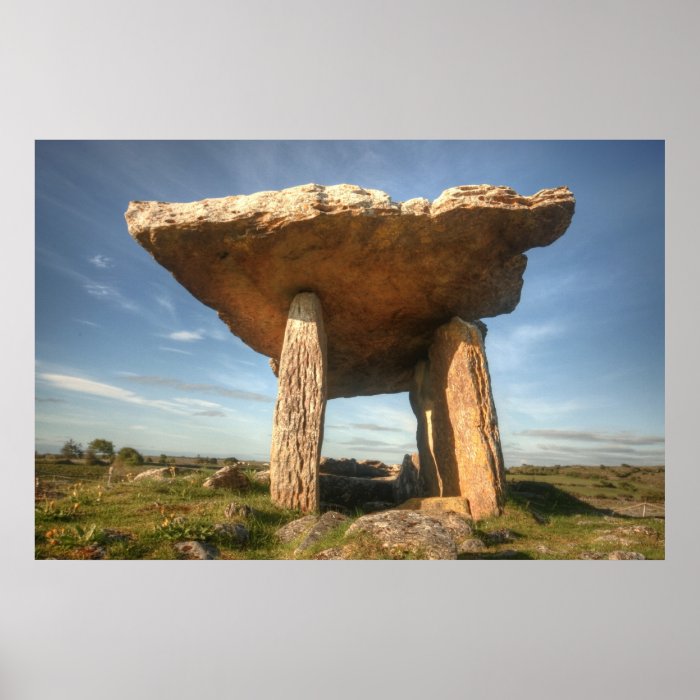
[35,459,664,560]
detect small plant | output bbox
[154,516,216,542]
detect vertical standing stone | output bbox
[410,317,506,520]
[270,292,327,512]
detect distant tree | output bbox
[224,457,239,465]
[60,439,83,460]
[88,439,114,461]
[159,454,168,464]
[84,448,100,465]
[116,446,144,466]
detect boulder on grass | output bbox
[202,465,249,491]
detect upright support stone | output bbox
[409,317,506,520]
[270,292,327,512]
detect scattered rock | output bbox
[579,551,606,560]
[224,501,254,520]
[74,544,106,559]
[346,510,458,560]
[253,470,270,485]
[313,547,349,560]
[202,465,249,491]
[320,457,396,478]
[608,551,646,560]
[458,538,486,554]
[126,183,574,398]
[213,522,250,545]
[294,511,350,556]
[616,525,656,537]
[393,454,422,503]
[174,541,219,560]
[133,468,174,482]
[594,534,631,546]
[482,528,517,545]
[275,515,319,543]
[535,544,551,554]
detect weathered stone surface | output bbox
[608,550,646,560]
[346,510,458,560]
[223,501,254,520]
[482,528,517,545]
[275,514,319,543]
[174,541,219,560]
[318,455,421,509]
[213,522,250,545]
[319,457,396,478]
[394,453,421,503]
[202,465,249,491]
[132,467,173,482]
[294,511,349,555]
[410,318,506,519]
[126,183,574,398]
[397,496,472,518]
[270,292,326,512]
[252,469,270,485]
[458,538,487,554]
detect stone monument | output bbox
[126,183,575,518]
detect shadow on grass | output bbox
[507,480,612,522]
[458,551,534,560]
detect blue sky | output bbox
[35,140,664,466]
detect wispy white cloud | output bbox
[193,410,226,417]
[83,283,139,312]
[37,372,188,414]
[121,373,274,403]
[155,294,176,315]
[88,254,113,269]
[74,319,100,327]
[167,330,204,342]
[158,346,193,355]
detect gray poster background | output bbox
[2,1,698,698]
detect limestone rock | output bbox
[319,457,396,478]
[224,501,254,519]
[213,522,250,545]
[608,551,646,560]
[458,538,487,554]
[132,467,173,482]
[275,514,319,543]
[174,541,219,560]
[346,510,458,560]
[252,470,270,485]
[270,292,326,512]
[410,318,506,519]
[126,183,575,398]
[294,511,349,555]
[397,496,472,518]
[202,465,250,491]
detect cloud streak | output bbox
[122,374,274,403]
[37,373,188,414]
[88,254,113,269]
[518,429,664,446]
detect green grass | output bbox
[35,461,665,560]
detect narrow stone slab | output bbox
[410,318,506,519]
[270,292,327,512]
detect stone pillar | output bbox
[409,317,506,520]
[270,292,327,512]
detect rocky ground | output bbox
[35,461,664,560]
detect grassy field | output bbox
[35,461,664,560]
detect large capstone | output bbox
[125,183,574,398]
